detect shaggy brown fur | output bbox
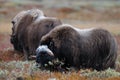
[10,9,62,60]
[11,9,45,52]
[38,24,117,70]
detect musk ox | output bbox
[10,9,62,60]
[36,24,117,71]
[11,9,45,52]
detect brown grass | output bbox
[0,49,24,61]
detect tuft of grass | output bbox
[116,55,120,72]
[0,61,38,80]
[81,68,120,79]
[0,69,8,80]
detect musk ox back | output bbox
[36,24,117,71]
[10,9,62,60]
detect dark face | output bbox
[10,35,23,52]
[36,45,55,66]
[10,20,23,52]
[39,30,62,59]
[10,11,27,52]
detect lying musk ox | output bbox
[10,9,62,60]
[11,9,45,52]
[36,24,117,70]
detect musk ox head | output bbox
[10,9,45,52]
[36,45,55,66]
[11,9,44,36]
[36,25,75,64]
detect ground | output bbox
[0,0,120,80]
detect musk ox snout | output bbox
[36,45,54,65]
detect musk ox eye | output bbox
[12,27,14,31]
[45,22,53,28]
[48,41,55,52]
[11,21,15,24]
[45,24,50,28]
[49,41,54,47]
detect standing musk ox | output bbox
[10,9,62,60]
[36,24,117,71]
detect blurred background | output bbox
[0,0,120,54]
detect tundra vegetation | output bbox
[0,0,120,80]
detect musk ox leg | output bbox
[23,47,36,60]
[23,48,29,60]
